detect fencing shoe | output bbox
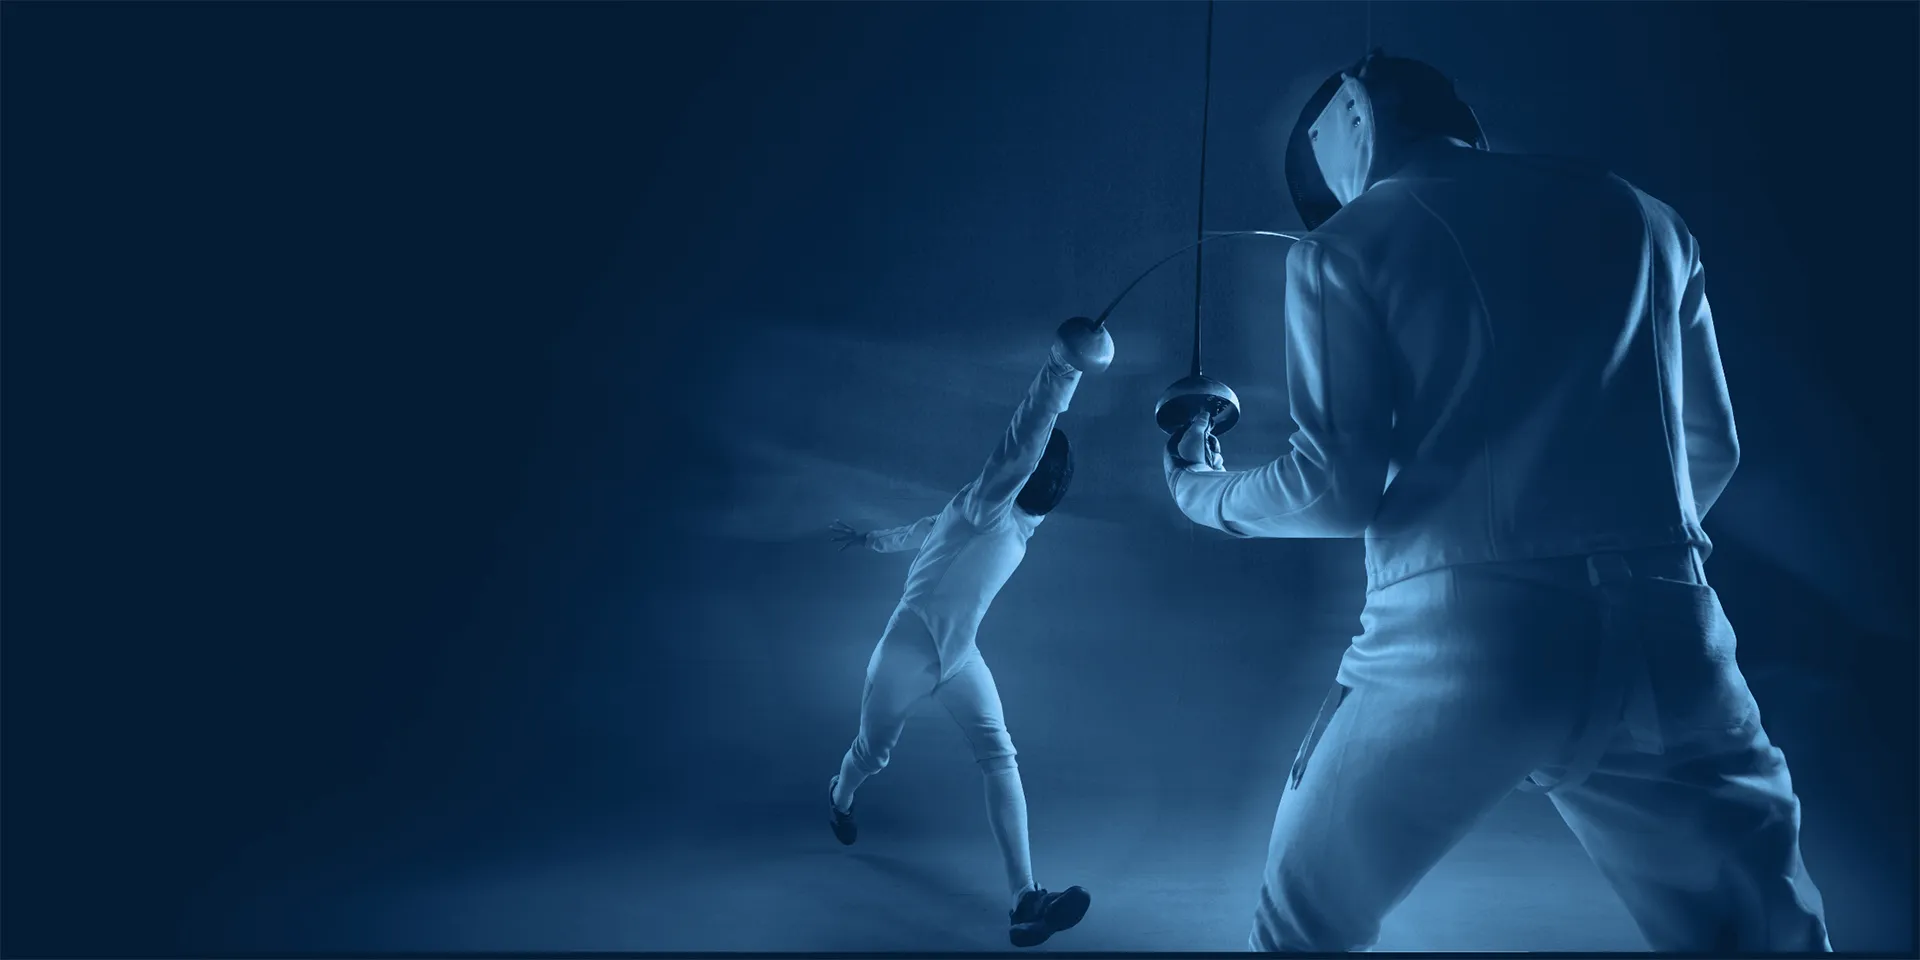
[1009,885,1091,947]
[827,777,857,846]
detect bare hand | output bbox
[828,519,867,552]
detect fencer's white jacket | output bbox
[867,354,1081,679]
[1168,141,1739,591]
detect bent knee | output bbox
[969,727,1017,768]
[978,753,1018,773]
[1251,856,1379,952]
[954,717,1016,768]
[850,737,894,775]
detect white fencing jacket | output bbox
[1168,141,1739,591]
[867,354,1081,678]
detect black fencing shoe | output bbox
[1009,885,1091,947]
[827,777,857,846]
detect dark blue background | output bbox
[4,1,1914,954]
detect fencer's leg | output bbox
[1548,562,1830,952]
[1548,729,1830,952]
[831,612,942,836]
[1249,674,1568,952]
[1545,586,1828,951]
[980,760,1034,894]
[935,657,1091,948]
[934,658,1034,898]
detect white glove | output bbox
[1170,412,1224,470]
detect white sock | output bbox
[832,751,868,812]
[982,762,1036,902]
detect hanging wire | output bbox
[1085,3,1301,336]
[1189,0,1217,378]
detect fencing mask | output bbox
[1015,428,1073,516]
[1310,73,1379,206]
[1285,50,1489,231]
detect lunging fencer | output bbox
[823,318,1113,948]
[1161,51,1832,953]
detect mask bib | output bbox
[1309,74,1376,206]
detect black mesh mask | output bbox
[1284,50,1489,231]
[1015,428,1073,516]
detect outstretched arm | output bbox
[960,348,1082,527]
[1678,249,1739,519]
[865,516,938,554]
[829,516,936,554]
[1166,239,1394,539]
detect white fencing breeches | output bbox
[1251,545,1831,953]
[846,606,1016,774]
[837,606,1035,898]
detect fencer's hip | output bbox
[1334,545,1719,779]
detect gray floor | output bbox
[187,554,1913,954]
[195,747,1912,953]
[210,795,1630,952]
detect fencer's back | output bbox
[895,485,1044,678]
[1313,143,1711,587]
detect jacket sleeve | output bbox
[866,515,937,554]
[1678,247,1740,519]
[961,352,1082,527]
[1166,239,1395,539]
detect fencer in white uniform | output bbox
[1162,51,1832,953]
[825,322,1108,948]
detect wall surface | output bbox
[3,1,1914,954]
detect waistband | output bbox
[1557,544,1707,588]
[1364,525,1712,592]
